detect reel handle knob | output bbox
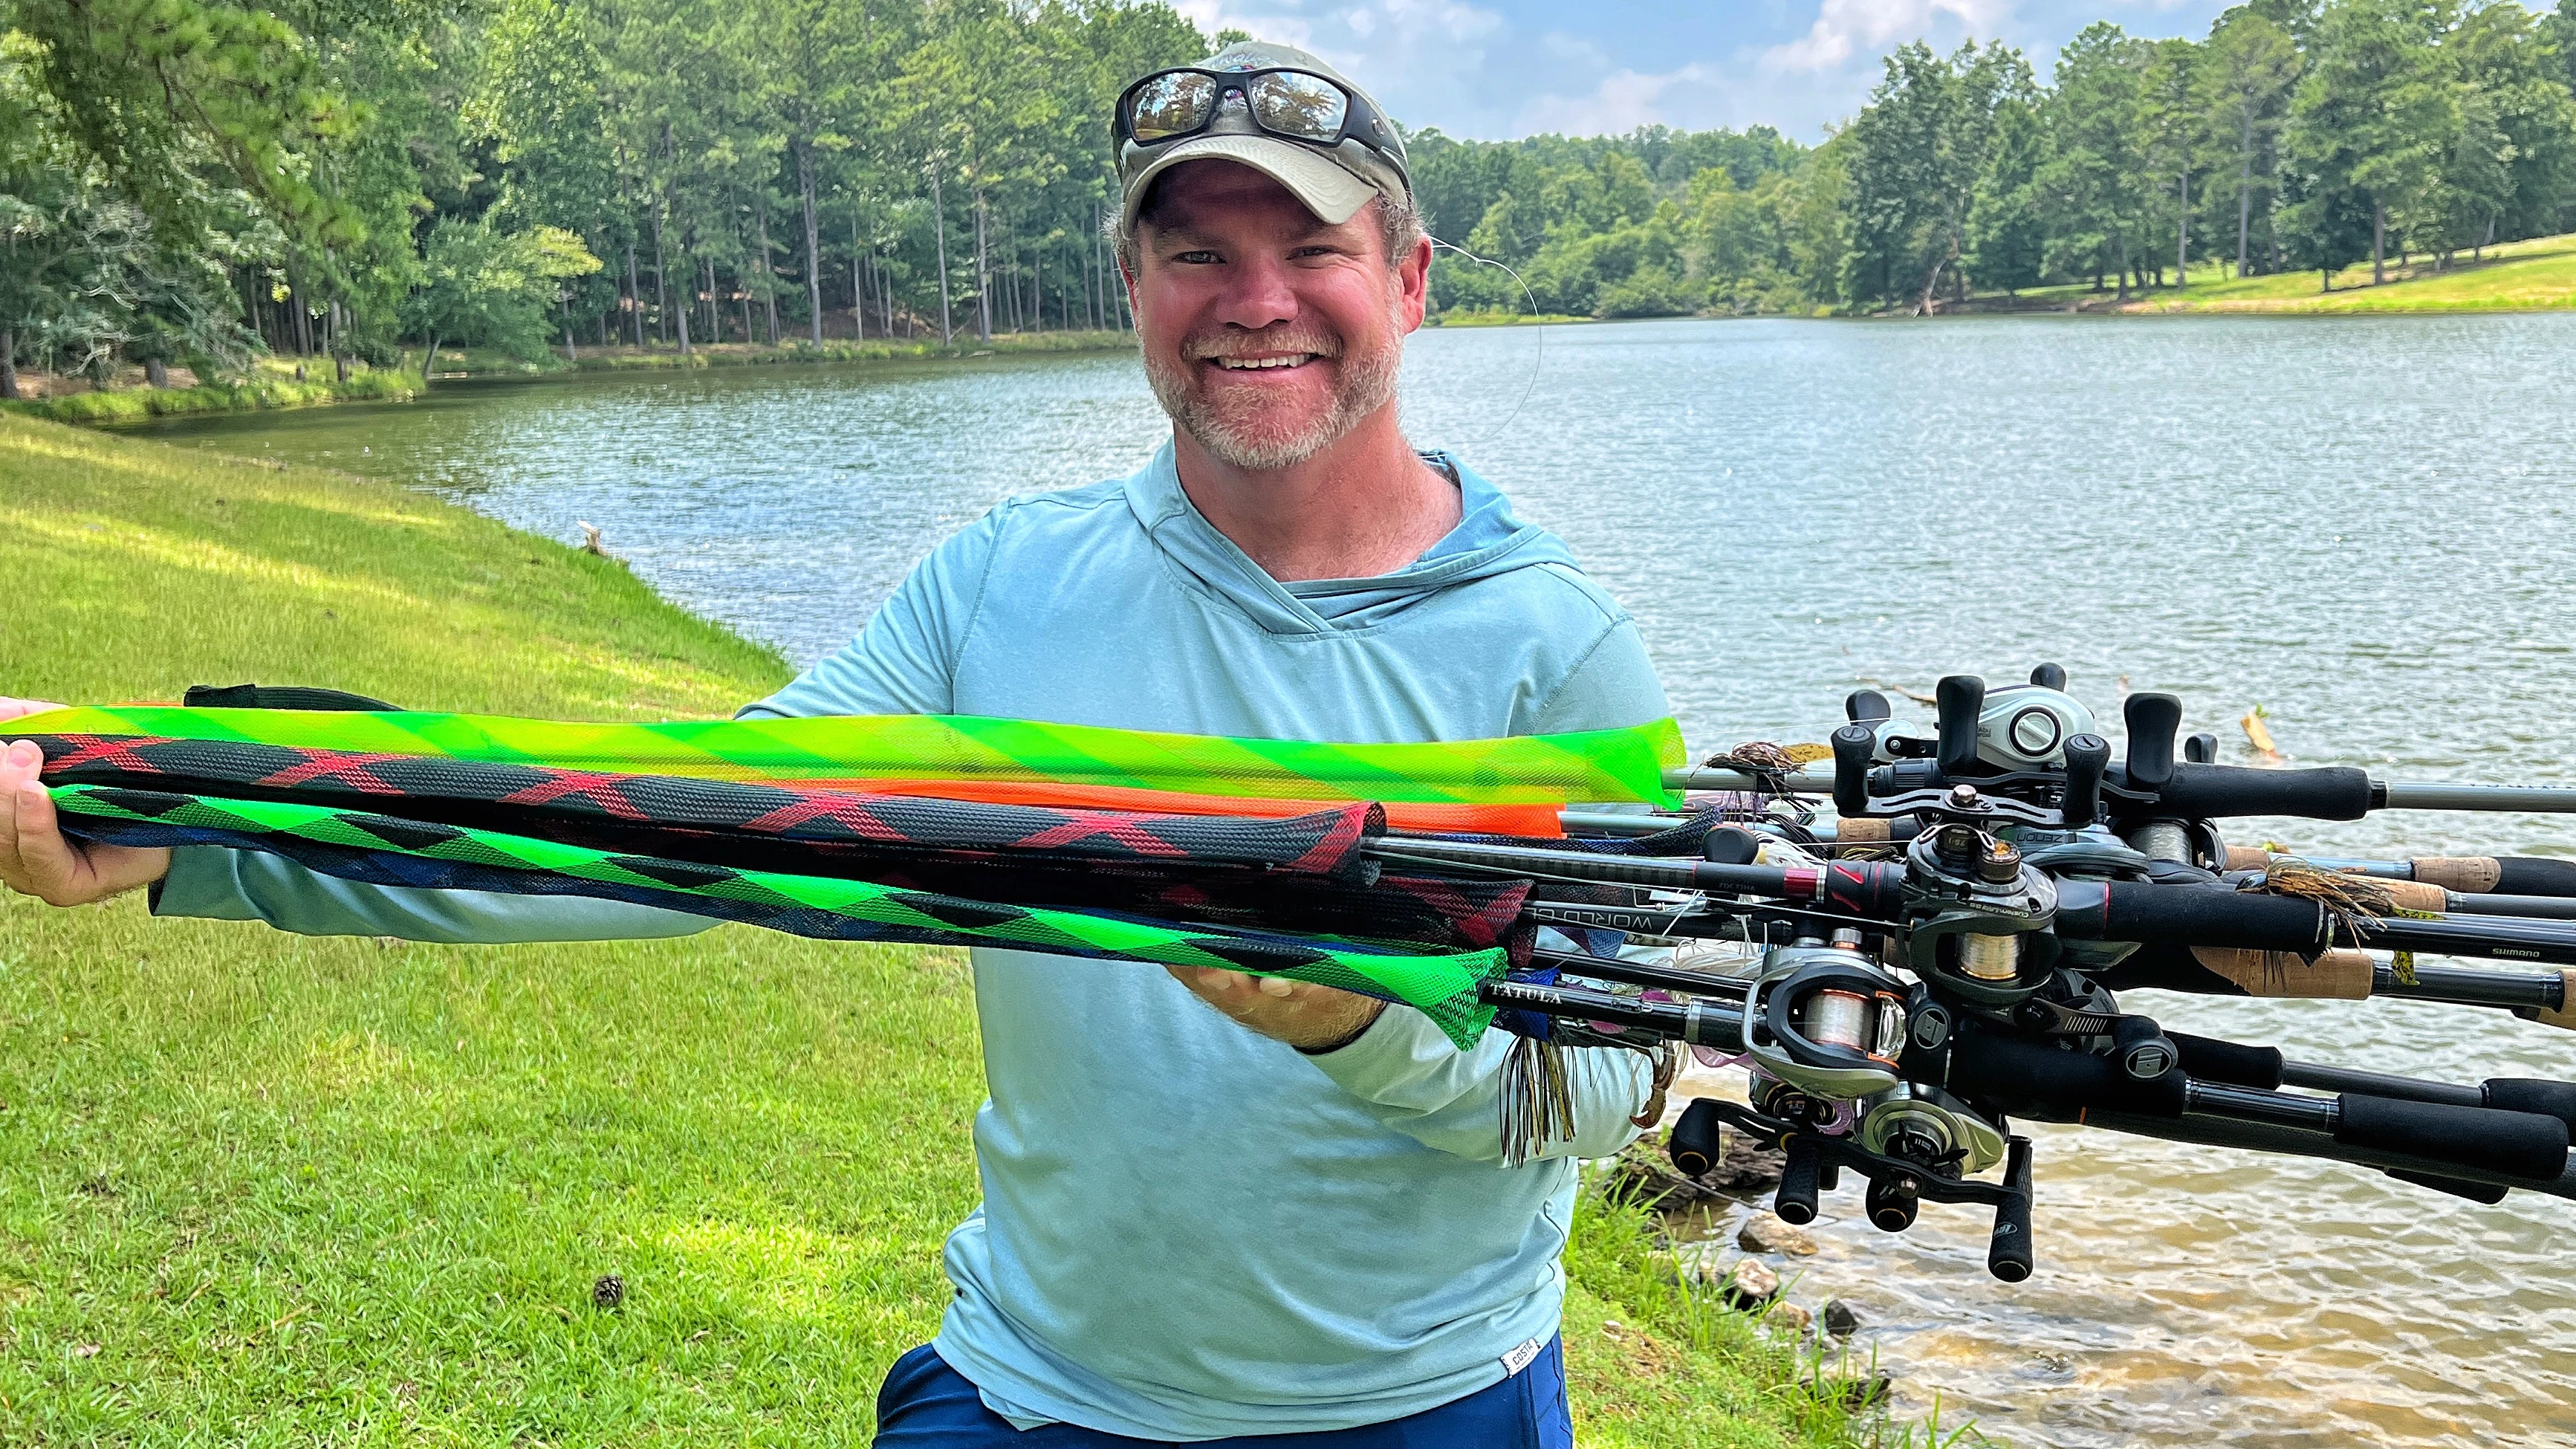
[1936,675,1987,779]
[1831,724,1875,818]
[1845,689,1892,725]
[2124,692,2183,791]
[2061,733,2109,829]
[1775,1135,1823,1225]
[2030,662,2067,690]
[2184,731,2219,765]
[1987,1137,2036,1283]
[1866,1173,1921,1233]
[1704,826,1761,866]
[1667,1098,1725,1179]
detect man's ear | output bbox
[1395,233,1433,334]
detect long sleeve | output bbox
[1302,1005,1649,1164]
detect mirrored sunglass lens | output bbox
[1129,72,1218,141]
[1250,72,1348,141]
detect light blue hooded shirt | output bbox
[156,442,1672,1439]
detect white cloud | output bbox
[1763,0,2015,72]
[1512,64,1722,136]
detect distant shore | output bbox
[1,330,1138,426]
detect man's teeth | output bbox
[1213,354,1314,370]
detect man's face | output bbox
[1129,161,1430,471]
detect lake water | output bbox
[117,316,2576,1447]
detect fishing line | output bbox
[1428,235,1542,457]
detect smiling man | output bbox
[0,39,1670,1448]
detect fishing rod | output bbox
[19,672,2576,1284]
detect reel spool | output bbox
[1742,935,1910,1121]
[1904,818,2062,1006]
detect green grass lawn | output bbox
[0,414,1863,1445]
[2008,229,2576,315]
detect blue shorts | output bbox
[872,1341,1574,1447]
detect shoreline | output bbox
[3,330,1138,427]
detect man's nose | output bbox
[1210,252,1298,332]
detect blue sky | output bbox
[1177,0,2239,140]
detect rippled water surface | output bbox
[120,315,2576,1446]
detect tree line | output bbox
[1,0,1218,396]
[1418,0,2576,317]
[10,0,2576,400]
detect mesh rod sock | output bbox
[19,707,1684,807]
[52,783,1505,1048]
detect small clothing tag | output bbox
[1499,1335,1545,1376]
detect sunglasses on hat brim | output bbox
[1113,67,1405,172]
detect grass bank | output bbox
[1976,229,2576,316]
[1,360,421,425]
[0,414,1862,1445]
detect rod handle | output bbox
[2335,1095,2569,1181]
[1936,675,1985,778]
[2514,969,2576,1031]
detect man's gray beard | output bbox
[1143,322,1404,472]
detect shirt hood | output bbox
[1120,439,1575,635]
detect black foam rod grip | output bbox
[2335,1095,2569,1181]
[1831,724,1875,817]
[2061,881,2331,955]
[2495,858,2576,898]
[1845,689,1892,724]
[1667,1098,1724,1178]
[2171,1033,2285,1090]
[1936,675,1986,778]
[2153,764,2374,821]
[1987,1137,2034,1283]
[2484,1078,2576,1131]
[2124,693,2183,790]
[1775,1135,1822,1225]
[2061,733,2109,829]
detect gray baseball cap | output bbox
[1115,41,1412,232]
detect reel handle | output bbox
[2030,662,2067,690]
[2124,693,2183,790]
[1936,675,1986,778]
[2061,733,2109,829]
[1667,1098,1724,1177]
[1846,689,1892,725]
[1987,1137,2035,1282]
[1775,1134,1823,1225]
[1832,724,1875,817]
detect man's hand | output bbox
[1,703,172,906]
[1166,966,1386,1052]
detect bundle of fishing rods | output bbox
[1414,667,2576,1282]
[19,675,2576,1281]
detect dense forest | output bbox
[1422,0,2576,315]
[8,0,2576,398]
[0,0,1218,395]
